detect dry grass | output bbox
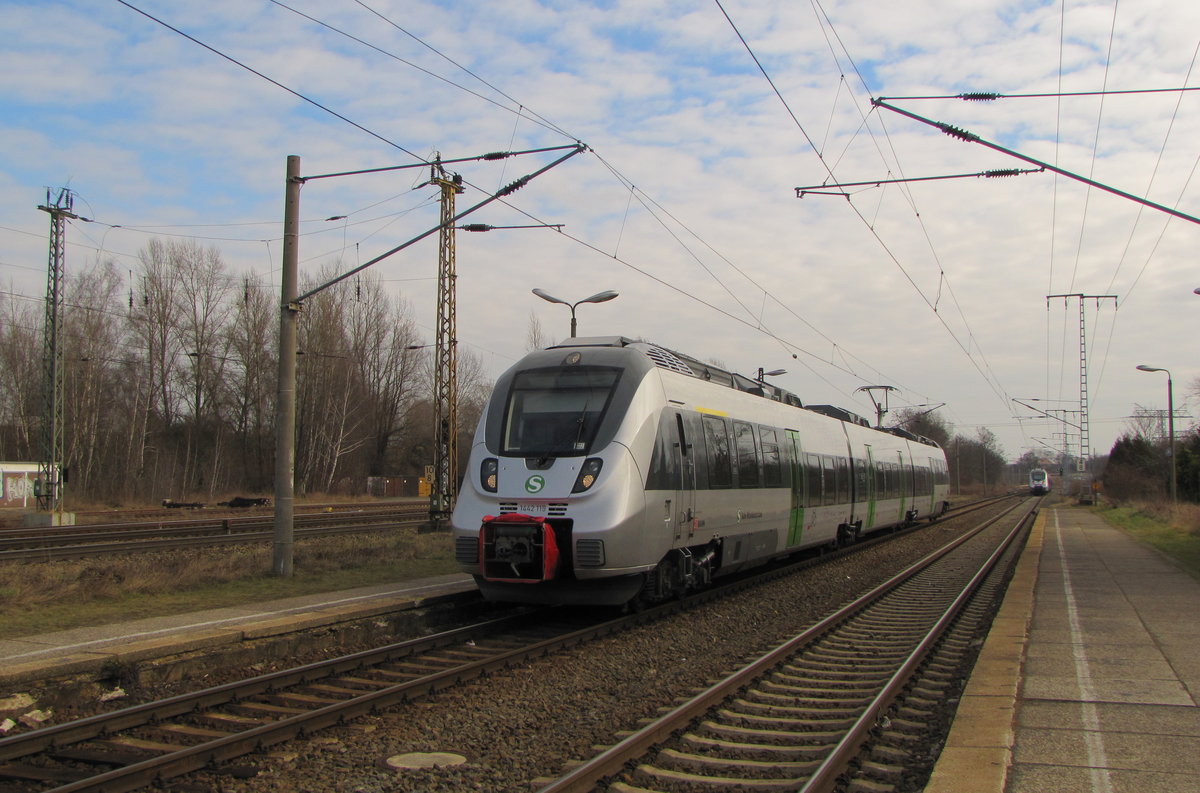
[1094,499,1200,579]
[0,529,458,637]
[1117,499,1200,536]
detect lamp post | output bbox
[532,289,619,337]
[1136,364,1175,503]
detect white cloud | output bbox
[1,0,1198,462]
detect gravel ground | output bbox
[188,517,1000,793]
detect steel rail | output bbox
[0,506,425,543]
[533,497,1035,792]
[0,512,426,561]
[0,602,673,793]
[0,496,1028,792]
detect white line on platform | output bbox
[1055,509,1114,793]
[5,579,465,662]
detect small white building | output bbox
[0,462,41,509]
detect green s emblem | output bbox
[525,475,546,494]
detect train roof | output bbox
[550,337,940,448]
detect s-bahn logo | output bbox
[525,475,546,494]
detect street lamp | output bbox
[532,288,619,338]
[1136,364,1175,503]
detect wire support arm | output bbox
[796,167,1042,197]
[1012,398,1083,431]
[302,144,586,182]
[294,143,586,304]
[871,98,1200,225]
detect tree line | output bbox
[892,408,1010,492]
[0,238,490,505]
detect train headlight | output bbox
[481,458,498,492]
[572,458,603,493]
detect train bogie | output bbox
[451,337,950,607]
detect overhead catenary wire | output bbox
[720,0,1018,418]
[258,0,936,404]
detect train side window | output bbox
[836,458,850,503]
[734,421,759,488]
[805,453,822,506]
[702,415,732,488]
[875,462,886,499]
[855,458,869,501]
[821,456,837,506]
[644,411,680,490]
[760,427,782,487]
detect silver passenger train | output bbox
[451,337,951,606]
[1029,468,1051,495]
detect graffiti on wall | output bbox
[2,472,34,507]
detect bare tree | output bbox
[346,276,422,477]
[224,276,275,491]
[525,311,546,352]
[126,238,186,496]
[61,262,125,497]
[295,273,364,494]
[0,290,42,460]
[170,240,233,496]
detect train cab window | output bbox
[734,421,759,488]
[502,367,621,457]
[702,415,732,488]
[760,427,782,487]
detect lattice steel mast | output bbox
[431,163,464,526]
[1047,293,1117,473]
[36,188,78,514]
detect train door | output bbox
[851,454,869,529]
[864,446,877,529]
[927,457,938,515]
[896,450,908,523]
[671,412,697,542]
[786,430,804,547]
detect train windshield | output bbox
[502,366,622,457]
[1031,470,1046,481]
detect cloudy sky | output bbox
[3,0,1198,465]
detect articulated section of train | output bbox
[451,337,950,607]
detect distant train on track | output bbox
[1029,468,1051,495]
[451,337,951,607]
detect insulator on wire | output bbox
[499,176,531,196]
[461,224,494,232]
[960,92,1001,101]
[938,123,977,142]
[984,169,1023,178]
[482,151,510,160]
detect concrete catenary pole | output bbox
[273,155,301,576]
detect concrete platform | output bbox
[926,505,1200,793]
[0,573,475,687]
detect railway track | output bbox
[0,495,1029,793]
[0,506,427,561]
[0,608,616,793]
[535,497,1036,793]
